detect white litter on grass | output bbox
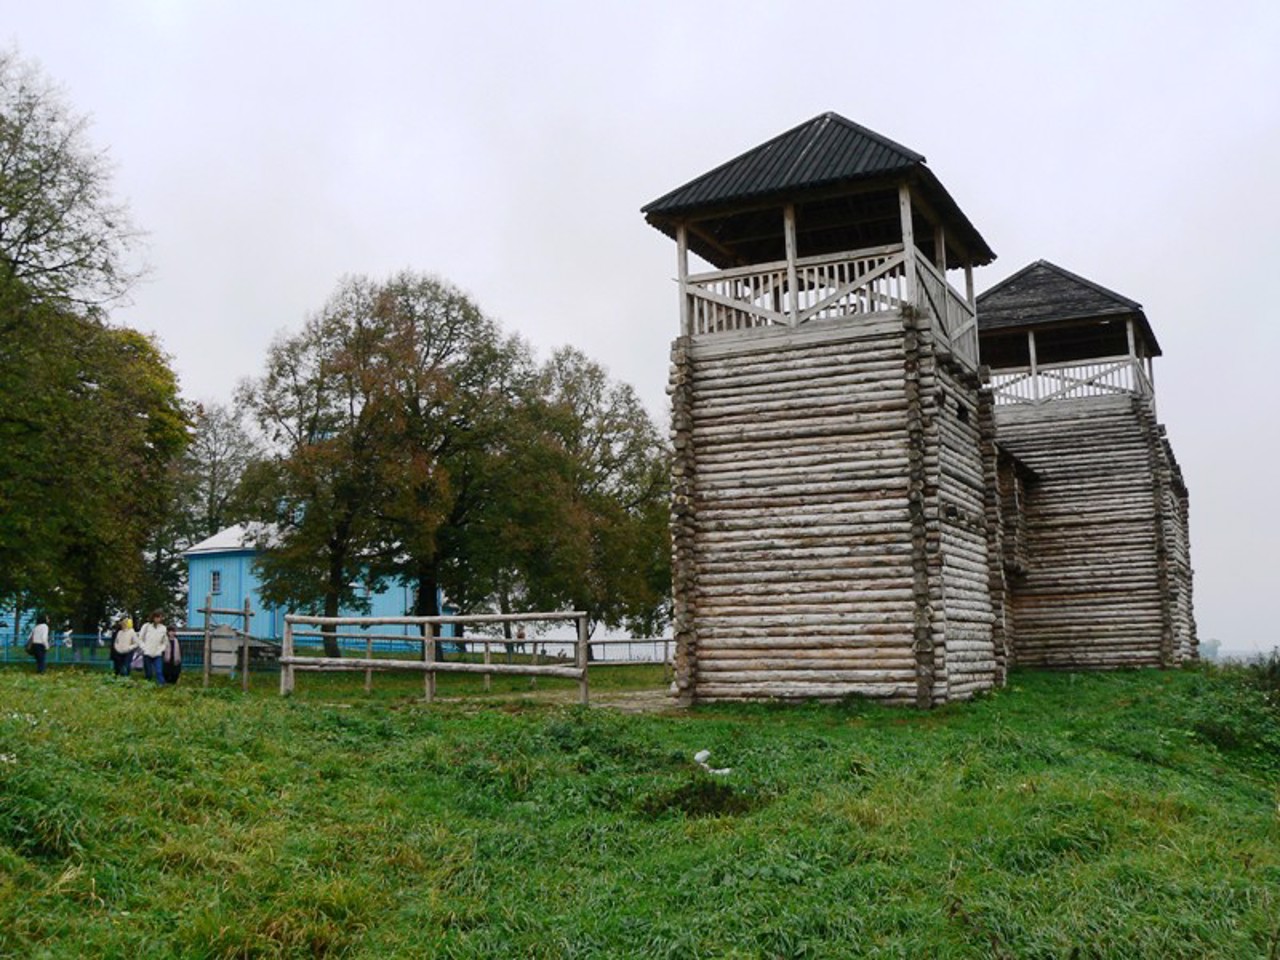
[693,749,731,776]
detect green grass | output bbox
[0,664,1277,959]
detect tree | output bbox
[0,48,141,309]
[136,402,262,625]
[0,50,182,631]
[519,347,671,638]
[178,402,262,544]
[363,273,533,636]
[0,278,188,629]
[237,272,672,656]
[237,279,398,656]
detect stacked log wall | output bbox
[668,313,1003,705]
[929,354,999,699]
[993,395,1186,668]
[671,316,924,703]
[1159,432,1197,660]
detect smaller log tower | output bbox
[643,113,1002,706]
[979,261,1196,668]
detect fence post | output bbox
[280,618,293,697]
[365,633,373,694]
[483,635,491,692]
[241,598,251,693]
[422,622,435,703]
[202,594,212,688]
[577,614,589,706]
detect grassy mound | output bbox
[0,663,1277,958]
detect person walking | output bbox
[138,611,168,686]
[162,624,182,685]
[112,618,139,677]
[27,615,50,674]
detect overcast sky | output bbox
[6,1,1278,652]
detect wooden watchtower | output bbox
[644,113,1003,706]
[979,261,1196,667]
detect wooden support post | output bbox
[202,594,212,689]
[530,634,539,689]
[577,615,589,706]
[784,204,799,326]
[964,264,975,310]
[677,224,691,337]
[241,598,251,693]
[364,634,373,693]
[1126,317,1139,391]
[422,624,435,702]
[483,636,491,692]
[280,618,293,696]
[934,224,947,273]
[898,184,917,306]
[1028,330,1040,403]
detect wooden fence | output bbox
[280,611,591,703]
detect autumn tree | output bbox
[0,47,181,630]
[362,273,533,637]
[0,280,188,628]
[520,347,671,638]
[0,48,141,309]
[237,272,672,654]
[236,280,393,657]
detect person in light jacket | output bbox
[28,614,50,674]
[137,611,168,686]
[113,618,139,677]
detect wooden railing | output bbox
[280,611,590,704]
[989,355,1153,405]
[684,244,908,335]
[683,243,978,371]
[914,256,978,370]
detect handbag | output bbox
[24,640,36,657]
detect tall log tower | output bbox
[644,114,1002,706]
[979,261,1197,667]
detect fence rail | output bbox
[684,244,908,335]
[989,355,1152,405]
[0,631,672,670]
[281,611,593,703]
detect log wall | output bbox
[1160,434,1197,660]
[993,395,1196,668]
[668,312,1001,705]
[930,356,999,700]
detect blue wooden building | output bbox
[184,525,454,639]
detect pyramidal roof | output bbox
[642,112,924,216]
[642,112,995,267]
[977,260,1160,354]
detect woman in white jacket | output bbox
[113,618,139,677]
[137,611,168,686]
[28,614,50,674]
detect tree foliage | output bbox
[0,48,141,309]
[521,347,671,636]
[236,281,393,656]
[0,48,181,630]
[237,273,672,652]
[0,279,188,628]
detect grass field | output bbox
[1,661,1277,959]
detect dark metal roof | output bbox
[642,112,996,268]
[976,260,1161,356]
[642,113,923,215]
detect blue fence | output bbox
[0,631,672,671]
